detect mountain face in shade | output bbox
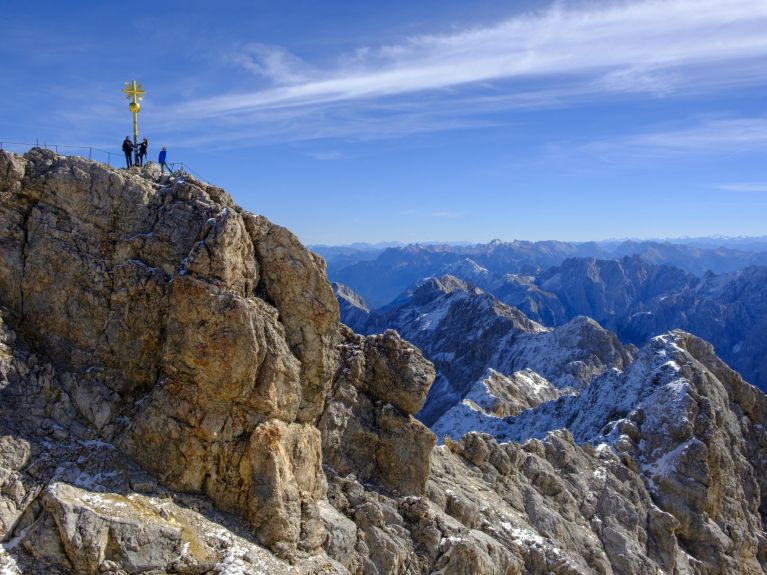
[327,239,767,310]
[357,254,767,392]
[340,276,634,426]
[533,257,767,391]
[332,281,370,333]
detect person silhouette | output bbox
[138,138,148,166]
[159,147,170,174]
[122,137,134,168]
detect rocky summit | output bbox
[1,149,766,574]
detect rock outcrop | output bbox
[320,326,436,496]
[0,149,341,563]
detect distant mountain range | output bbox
[314,238,767,309]
[328,240,767,393]
[465,257,766,393]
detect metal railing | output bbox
[0,140,207,182]
[0,140,119,166]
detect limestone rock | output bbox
[248,214,340,422]
[0,149,338,558]
[320,325,436,496]
[0,273,340,575]
[361,329,435,415]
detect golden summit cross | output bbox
[122,80,145,148]
[122,79,145,103]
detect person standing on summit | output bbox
[122,137,134,168]
[138,138,148,166]
[159,147,170,174]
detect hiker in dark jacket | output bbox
[159,147,170,174]
[138,138,148,166]
[122,137,134,168]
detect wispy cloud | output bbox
[180,0,767,121]
[717,183,767,193]
[431,211,463,218]
[308,150,343,160]
[230,43,313,84]
[581,116,767,158]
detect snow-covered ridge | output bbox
[338,275,633,428]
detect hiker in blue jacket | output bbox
[159,147,170,174]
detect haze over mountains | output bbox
[323,239,767,393]
[315,238,767,309]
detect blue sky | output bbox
[2,0,767,245]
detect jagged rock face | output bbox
[319,332,767,575]
[319,326,436,496]
[347,275,634,428]
[452,332,767,573]
[435,260,568,326]
[0,311,347,575]
[332,282,370,333]
[429,368,565,442]
[0,149,339,558]
[467,368,562,418]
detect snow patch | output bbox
[642,440,690,478]
[431,400,511,443]
[415,303,451,332]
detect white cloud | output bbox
[717,183,767,193]
[181,0,767,118]
[592,116,767,155]
[231,44,312,84]
[308,151,343,160]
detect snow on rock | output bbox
[431,399,512,442]
[352,275,633,427]
[500,332,695,445]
